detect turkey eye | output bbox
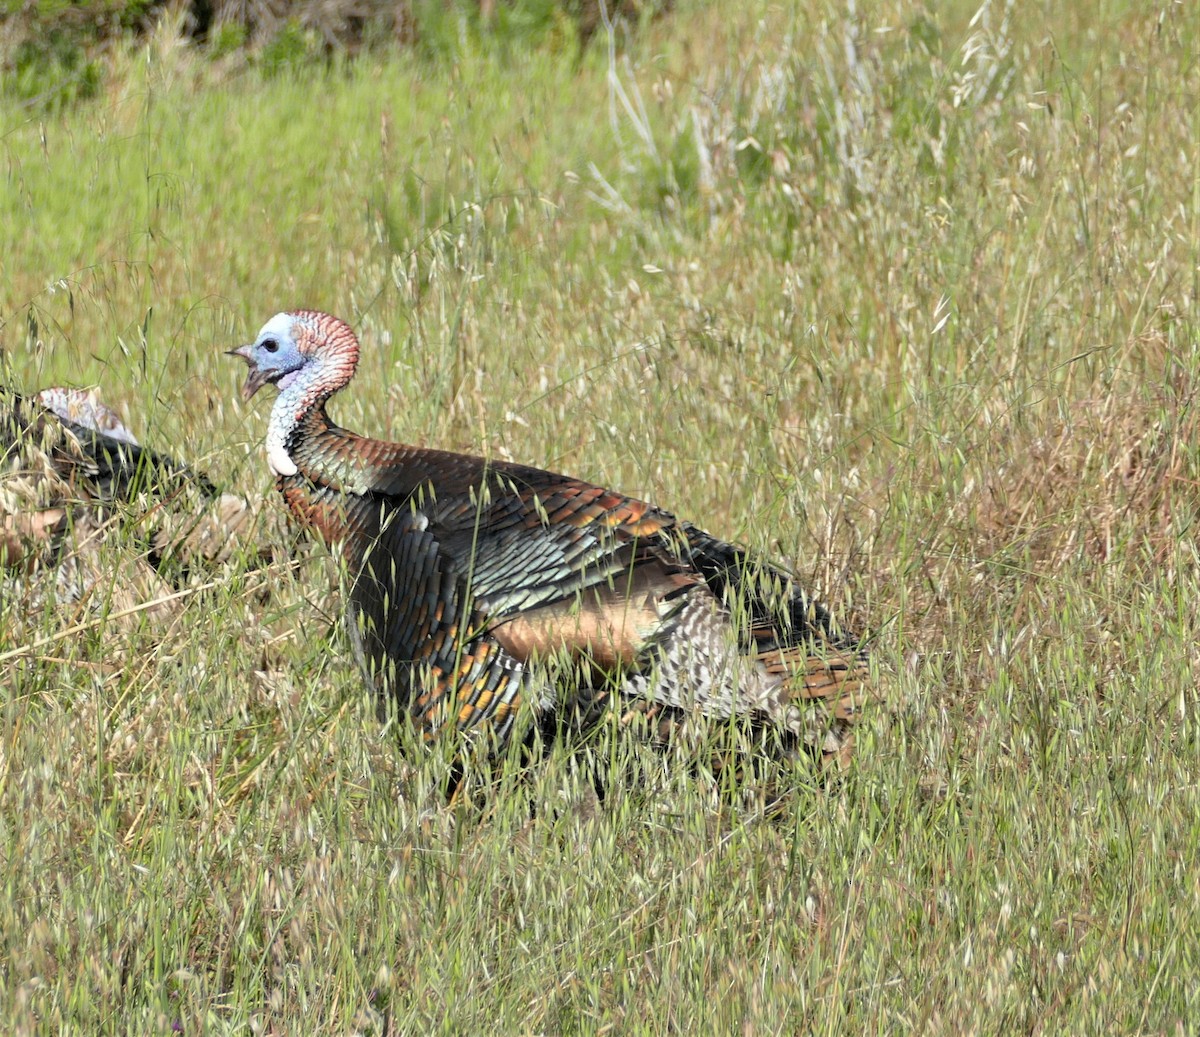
[262,339,279,353]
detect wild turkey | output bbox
[230,310,870,768]
[0,383,260,589]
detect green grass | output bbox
[2,0,1200,1030]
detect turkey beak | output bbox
[227,344,269,401]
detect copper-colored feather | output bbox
[490,562,698,671]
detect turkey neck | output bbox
[274,399,427,500]
[265,352,353,480]
[275,405,377,495]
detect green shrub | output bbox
[256,18,324,77]
[7,27,104,108]
[0,0,671,112]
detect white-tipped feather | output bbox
[266,440,298,477]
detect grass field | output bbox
[2,0,1200,1031]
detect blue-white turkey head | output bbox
[229,311,360,477]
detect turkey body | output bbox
[232,311,869,765]
[1,384,204,505]
[1,383,258,580]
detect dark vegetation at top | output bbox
[0,0,669,109]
